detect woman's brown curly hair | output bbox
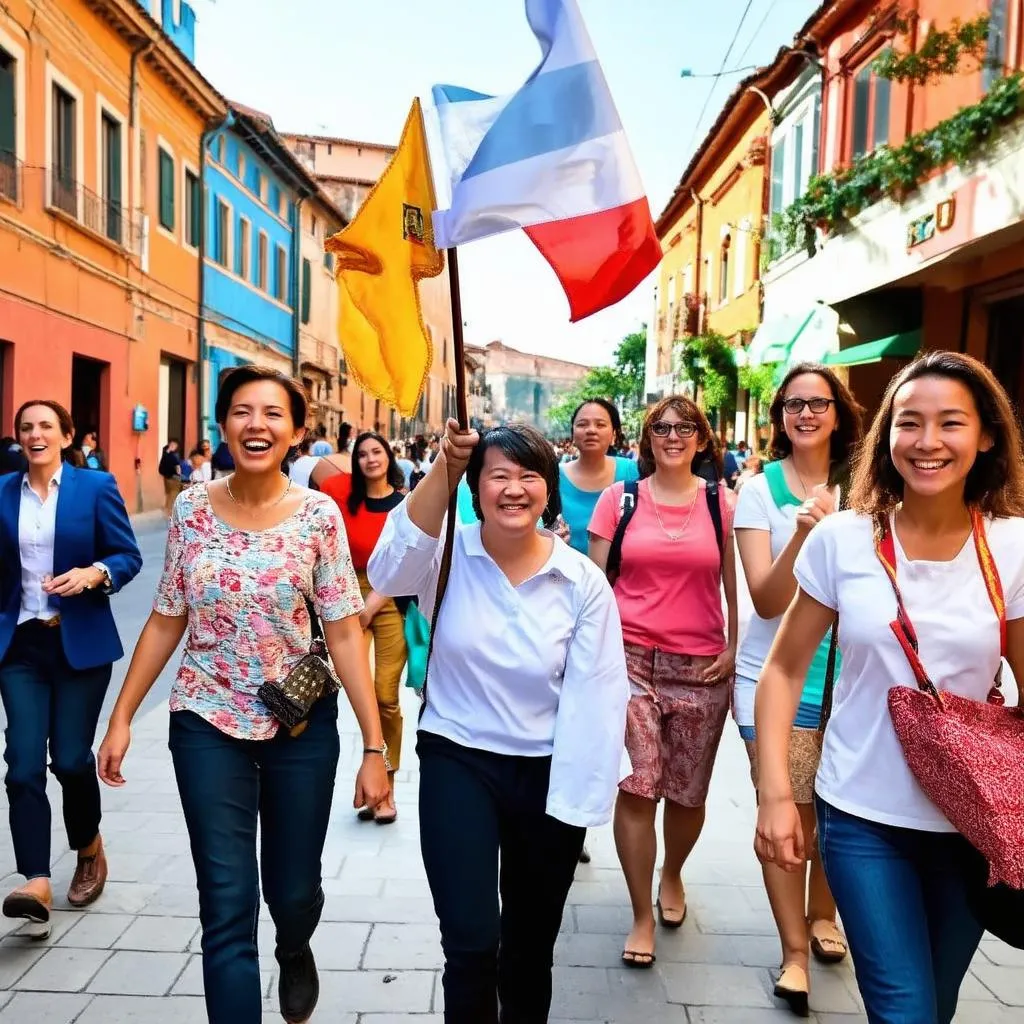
[848,350,1024,518]
[637,395,717,479]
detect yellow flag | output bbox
[326,99,445,417]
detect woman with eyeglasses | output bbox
[733,363,864,1014]
[589,396,737,969]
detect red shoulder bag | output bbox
[878,508,1024,889]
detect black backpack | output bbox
[605,479,724,582]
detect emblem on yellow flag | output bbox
[326,98,444,417]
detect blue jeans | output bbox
[0,621,111,878]
[816,796,984,1024]
[170,696,340,1024]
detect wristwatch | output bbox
[91,562,113,593]
[364,743,392,772]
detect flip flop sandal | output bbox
[374,810,398,825]
[655,885,686,929]
[773,963,810,1018]
[356,807,376,822]
[621,949,656,969]
[809,919,848,964]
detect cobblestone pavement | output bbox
[0,533,1018,1022]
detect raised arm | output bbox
[404,418,479,538]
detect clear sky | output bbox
[192,0,819,367]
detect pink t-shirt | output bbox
[589,479,732,656]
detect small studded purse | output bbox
[257,598,339,737]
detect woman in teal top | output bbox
[561,399,638,554]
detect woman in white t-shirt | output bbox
[754,351,1024,1024]
[733,363,863,1014]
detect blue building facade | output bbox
[201,113,314,443]
[134,0,197,62]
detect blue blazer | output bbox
[0,466,143,669]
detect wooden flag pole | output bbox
[421,245,469,702]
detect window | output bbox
[301,258,311,324]
[246,162,261,197]
[214,135,224,163]
[158,147,175,231]
[985,0,1009,91]
[237,217,250,279]
[257,232,268,290]
[52,84,76,215]
[274,244,287,301]
[100,113,122,243]
[769,134,786,216]
[269,183,280,215]
[718,235,730,305]
[184,168,200,248]
[0,48,16,201]
[213,199,229,267]
[850,64,890,159]
[237,152,245,182]
[310,214,318,238]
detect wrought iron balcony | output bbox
[40,168,141,250]
[0,151,18,204]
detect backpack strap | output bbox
[705,479,724,562]
[605,479,639,582]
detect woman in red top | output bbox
[321,432,407,823]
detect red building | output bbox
[760,0,1024,415]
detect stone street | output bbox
[0,528,1018,1023]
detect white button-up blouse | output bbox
[368,501,631,827]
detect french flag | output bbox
[431,0,662,322]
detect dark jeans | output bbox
[0,620,111,878]
[170,696,340,1024]
[418,730,585,1024]
[816,796,984,1024]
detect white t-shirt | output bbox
[795,509,1024,831]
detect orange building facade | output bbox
[0,0,223,511]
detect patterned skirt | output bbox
[619,643,732,808]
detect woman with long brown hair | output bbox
[733,363,863,1013]
[754,351,1024,1022]
[589,395,737,968]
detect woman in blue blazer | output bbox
[0,400,141,935]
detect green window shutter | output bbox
[159,150,174,230]
[301,259,311,324]
[188,174,201,247]
[0,52,15,159]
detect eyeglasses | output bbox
[651,420,698,439]
[782,397,835,416]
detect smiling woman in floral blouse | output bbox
[96,366,388,1024]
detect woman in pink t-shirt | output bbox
[590,395,737,969]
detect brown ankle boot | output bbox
[67,839,107,908]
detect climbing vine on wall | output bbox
[873,15,992,86]
[676,332,738,415]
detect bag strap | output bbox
[875,508,1004,700]
[705,479,724,562]
[304,596,325,651]
[419,491,459,710]
[818,620,839,729]
[605,479,639,582]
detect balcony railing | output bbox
[0,151,19,204]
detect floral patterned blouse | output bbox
[155,485,363,739]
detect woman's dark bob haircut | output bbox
[348,431,406,515]
[14,399,74,439]
[215,365,308,429]
[768,362,864,469]
[849,349,1024,518]
[466,424,562,528]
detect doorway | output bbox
[71,354,107,447]
[159,357,186,453]
[986,295,1024,426]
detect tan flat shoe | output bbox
[809,918,848,964]
[774,963,810,1017]
[2,887,52,940]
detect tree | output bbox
[548,326,648,439]
[675,332,738,422]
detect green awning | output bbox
[823,329,922,368]
[746,310,816,367]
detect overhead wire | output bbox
[735,0,778,68]
[683,0,758,160]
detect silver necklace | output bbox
[790,459,827,499]
[225,473,291,514]
[649,476,700,542]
